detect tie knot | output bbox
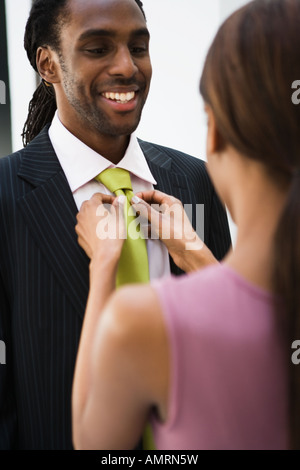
[96,168,133,195]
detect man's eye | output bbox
[86,48,107,55]
[131,46,147,54]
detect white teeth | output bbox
[102,91,135,103]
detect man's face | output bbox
[55,0,152,137]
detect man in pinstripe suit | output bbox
[0,0,231,449]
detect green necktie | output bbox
[96,168,149,287]
[96,167,155,450]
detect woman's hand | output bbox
[131,190,218,272]
[76,193,126,263]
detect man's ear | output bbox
[36,46,61,84]
[206,106,225,156]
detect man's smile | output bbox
[101,90,136,104]
[98,88,141,112]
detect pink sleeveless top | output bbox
[151,264,288,450]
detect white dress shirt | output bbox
[49,111,171,280]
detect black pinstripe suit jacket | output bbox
[0,125,231,449]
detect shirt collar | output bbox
[48,111,157,192]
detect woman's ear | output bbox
[206,106,225,156]
[36,46,60,85]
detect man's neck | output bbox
[68,125,130,164]
[83,133,130,165]
[56,113,131,164]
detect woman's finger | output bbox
[90,192,116,205]
[135,190,179,207]
[131,196,162,239]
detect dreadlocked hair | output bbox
[22,0,146,147]
[22,0,69,146]
[22,80,58,147]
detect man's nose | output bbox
[108,47,138,77]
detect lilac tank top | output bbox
[151,264,288,450]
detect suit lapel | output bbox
[17,126,90,319]
[138,139,190,201]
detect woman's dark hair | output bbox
[22,0,146,146]
[200,0,300,449]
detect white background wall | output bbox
[5,0,250,244]
[137,0,220,159]
[5,0,36,152]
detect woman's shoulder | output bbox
[100,262,274,349]
[154,263,274,304]
[151,263,275,334]
[100,283,166,352]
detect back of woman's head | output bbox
[200,0,300,449]
[200,0,300,173]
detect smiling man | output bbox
[0,0,231,449]
[43,0,152,162]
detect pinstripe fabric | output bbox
[0,126,231,449]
